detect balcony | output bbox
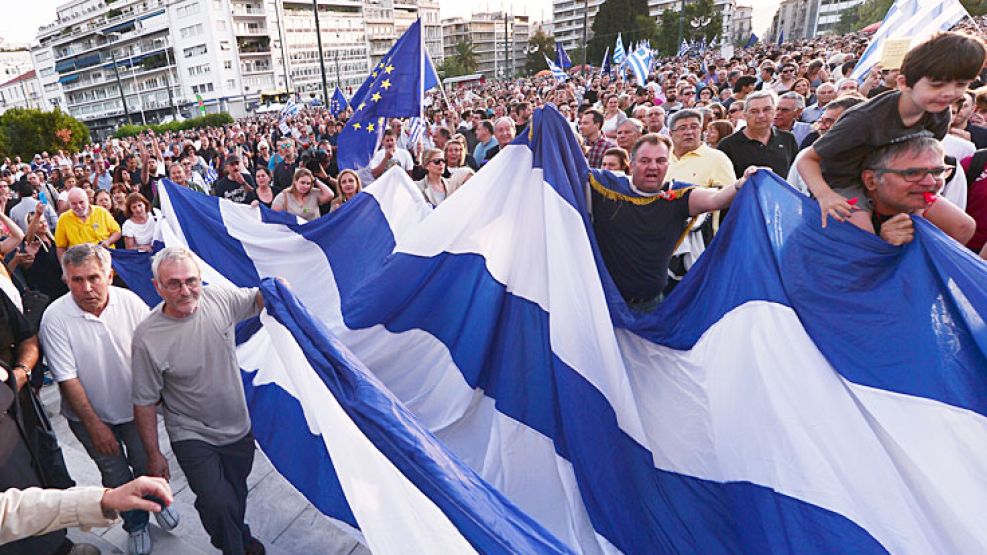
[234,25,270,36]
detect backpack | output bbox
[964,149,987,186]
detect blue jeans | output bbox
[67,419,150,533]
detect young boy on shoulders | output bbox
[796,32,986,242]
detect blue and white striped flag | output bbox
[280,98,299,120]
[677,38,689,57]
[613,33,626,67]
[626,44,653,85]
[203,165,219,186]
[544,55,568,82]
[114,105,987,554]
[850,0,969,81]
[407,116,427,147]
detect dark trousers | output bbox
[172,433,255,555]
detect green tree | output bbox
[525,30,556,76]
[0,108,89,160]
[657,0,723,55]
[437,55,465,79]
[587,0,656,64]
[453,40,478,75]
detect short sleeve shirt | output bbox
[813,90,950,192]
[131,286,260,445]
[54,206,121,249]
[591,187,693,301]
[717,127,799,178]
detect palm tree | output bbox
[454,40,479,74]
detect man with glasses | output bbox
[771,63,798,94]
[667,109,736,189]
[717,90,798,179]
[676,83,697,109]
[133,247,267,555]
[775,92,814,146]
[861,136,975,246]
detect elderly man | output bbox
[580,109,617,169]
[590,134,757,311]
[40,244,179,555]
[717,90,799,178]
[774,92,814,146]
[615,118,644,152]
[644,106,668,136]
[132,247,267,555]
[801,82,836,123]
[666,109,736,188]
[483,117,518,163]
[54,188,121,262]
[862,136,976,246]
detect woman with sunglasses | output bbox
[415,149,451,207]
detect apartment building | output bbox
[442,12,529,79]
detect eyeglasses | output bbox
[728,108,743,114]
[429,159,446,165]
[680,90,696,95]
[162,277,201,292]
[873,165,954,182]
[782,69,795,73]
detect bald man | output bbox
[54,188,121,262]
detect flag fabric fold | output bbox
[545,55,568,82]
[627,43,653,85]
[329,86,349,117]
[850,0,969,81]
[745,33,759,48]
[556,42,573,69]
[115,104,987,555]
[613,33,626,67]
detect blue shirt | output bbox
[473,138,497,165]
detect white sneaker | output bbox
[153,506,180,531]
[128,527,152,555]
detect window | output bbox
[226,79,236,89]
[223,60,232,69]
[183,44,207,58]
[220,41,231,51]
[179,23,203,39]
[192,82,214,94]
[187,63,211,77]
[176,3,200,17]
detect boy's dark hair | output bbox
[901,32,987,87]
[734,75,757,93]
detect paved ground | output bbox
[39,384,371,555]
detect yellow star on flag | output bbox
[371,92,382,102]
[352,122,362,130]
[380,79,391,90]
[357,102,366,111]
[371,71,377,78]
[384,65,395,74]
[367,123,375,132]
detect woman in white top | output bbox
[601,94,627,139]
[272,168,335,222]
[415,149,450,207]
[122,193,156,252]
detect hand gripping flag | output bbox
[850,0,969,81]
[338,19,436,170]
[116,105,987,554]
[613,33,626,67]
[555,42,572,69]
[329,86,349,118]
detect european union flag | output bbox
[329,86,349,117]
[600,46,611,76]
[338,19,437,170]
[555,42,572,69]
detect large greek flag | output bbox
[123,104,987,554]
[626,43,653,85]
[850,0,969,81]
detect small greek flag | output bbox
[613,33,626,67]
[407,117,427,147]
[545,55,568,82]
[203,166,219,186]
[626,44,653,85]
[280,98,299,121]
[677,39,689,57]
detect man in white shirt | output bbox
[369,129,414,181]
[39,244,179,555]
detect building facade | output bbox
[732,5,753,45]
[553,0,736,53]
[0,70,45,114]
[31,0,441,135]
[442,12,529,79]
[768,0,865,41]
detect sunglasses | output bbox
[430,159,446,165]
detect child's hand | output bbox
[818,192,854,228]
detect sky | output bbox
[2,0,780,47]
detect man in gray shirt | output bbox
[132,247,265,555]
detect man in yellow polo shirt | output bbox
[55,188,121,262]
[666,109,736,189]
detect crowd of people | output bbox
[2,21,987,555]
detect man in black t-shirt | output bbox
[590,134,756,312]
[212,156,257,205]
[272,138,299,195]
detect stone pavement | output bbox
[39,384,371,555]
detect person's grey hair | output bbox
[494,116,516,130]
[646,105,666,117]
[835,77,857,91]
[780,91,806,110]
[668,109,703,131]
[745,89,778,108]
[151,246,200,281]
[816,82,836,93]
[618,118,644,133]
[61,243,112,276]
[864,135,943,175]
